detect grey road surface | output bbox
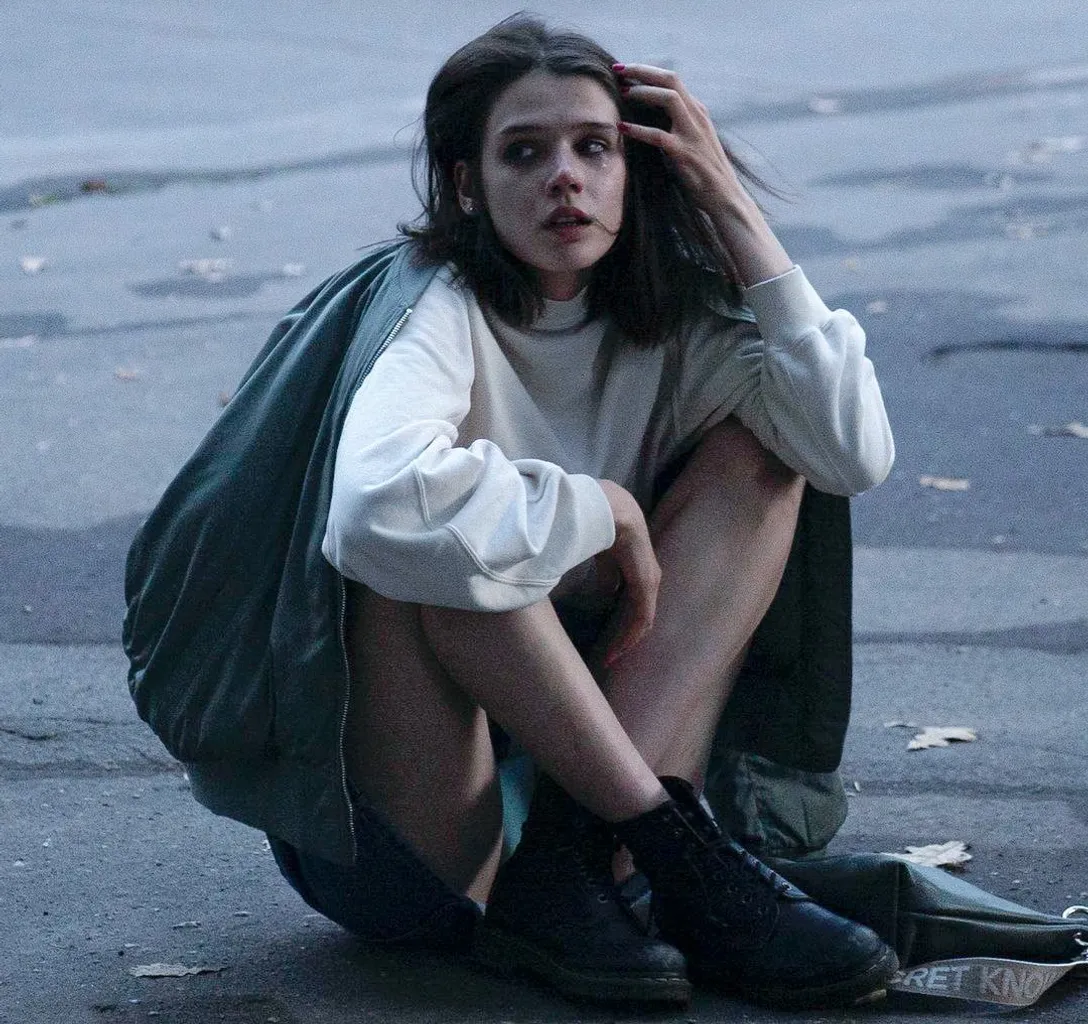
[1,2,1086,1021]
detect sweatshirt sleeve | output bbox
[676,266,895,496]
[321,275,616,611]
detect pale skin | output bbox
[345,65,804,902]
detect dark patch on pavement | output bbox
[778,190,1088,259]
[1,309,266,340]
[929,338,1088,358]
[0,718,177,779]
[857,619,1088,656]
[0,311,69,337]
[825,287,1088,362]
[90,995,298,1022]
[0,513,142,644]
[129,273,289,300]
[0,721,65,740]
[840,779,1088,805]
[727,61,1088,125]
[0,145,409,213]
[1,759,176,781]
[812,163,1055,191]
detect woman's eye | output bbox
[580,137,610,156]
[503,142,537,164]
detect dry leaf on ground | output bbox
[19,255,47,274]
[178,258,231,282]
[1004,220,1048,240]
[907,726,978,750]
[919,475,970,491]
[1011,135,1086,163]
[129,963,226,978]
[888,840,972,870]
[1030,421,1088,439]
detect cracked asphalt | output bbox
[2,1,1087,1021]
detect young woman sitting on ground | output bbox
[141,13,900,1010]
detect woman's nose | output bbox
[547,150,583,194]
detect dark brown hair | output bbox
[403,13,767,346]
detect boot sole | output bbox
[473,923,692,1005]
[691,943,900,1009]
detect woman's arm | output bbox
[617,63,893,494]
[322,276,615,610]
[675,269,895,496]
[613,62,792,286]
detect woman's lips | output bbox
[543,207,593,241]
[543,206,592,228]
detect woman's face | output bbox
[466,69,627,301]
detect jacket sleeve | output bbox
[676,266,895,496]
[321,275,616,611]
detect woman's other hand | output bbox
[613,62,793,286]
[596,480,661,667]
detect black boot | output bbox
[474,776,690,1004]
[615,776,899,1008]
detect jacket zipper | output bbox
[336,304,414,858]
[363,306,413,376]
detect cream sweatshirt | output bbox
[322,265,894,611]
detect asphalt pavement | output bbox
[2,2,1086,1021]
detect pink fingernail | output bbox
[617,122,632,135]
[612,63,626,72]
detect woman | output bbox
[126,12,896,1011]
[312,11,896,1004]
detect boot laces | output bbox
[719,840,794,895]
[670,791,792,896]
[549,828,615,899]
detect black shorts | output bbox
[268,786,481,952]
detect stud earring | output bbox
[460,197,476,215]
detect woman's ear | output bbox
[454,161,478,215]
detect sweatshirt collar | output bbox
[534,290,590,332]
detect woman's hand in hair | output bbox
[595,480,660,668]
[614,62,793,286]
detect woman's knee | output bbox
[654,420,802,538]
[694,417,801,497]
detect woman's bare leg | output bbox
[419,600,666,822]
[344,586,667,902]
[344,586,504,903]
[601,417,805,783]
[345,418,800,898]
